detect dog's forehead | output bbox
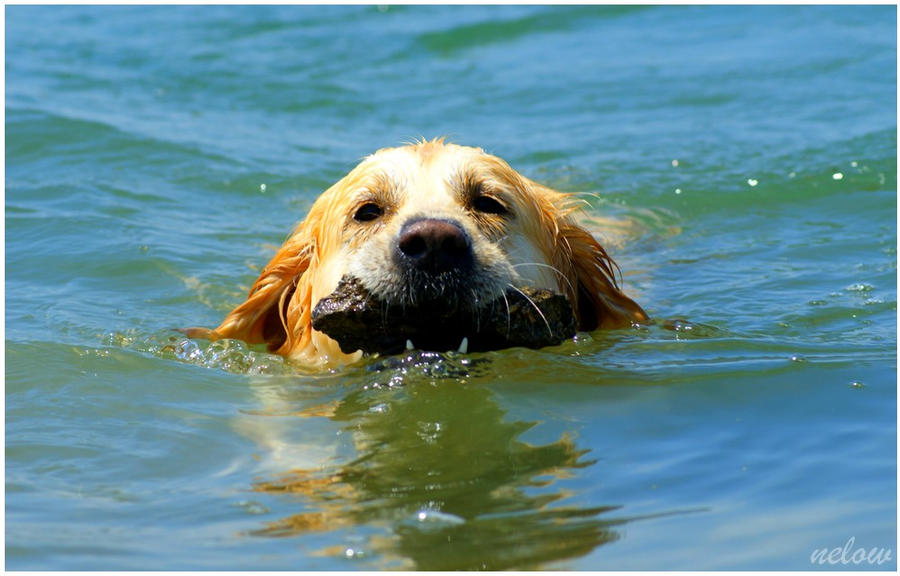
[365,142,485,182]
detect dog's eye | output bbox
[472,195,508,216]
[353,202,383,222]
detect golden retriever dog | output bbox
[187,139,647,368]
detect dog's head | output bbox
[199,140,647,366]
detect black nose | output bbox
[396,218,473,273]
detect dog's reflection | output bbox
[250,360,622,570]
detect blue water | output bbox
[6,5,897,570]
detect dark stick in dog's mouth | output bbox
[311,276,577,355]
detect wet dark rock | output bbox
[311,276,576,355]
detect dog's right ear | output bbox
[557,221,648,330]
[185,222,315,353]
[520,177,648,331]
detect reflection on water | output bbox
[250,354,624,570]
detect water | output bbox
[6,5,896,570]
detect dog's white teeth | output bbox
[457,337,469,354]
[406,339,415,351]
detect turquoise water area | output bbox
[6,5,897,570]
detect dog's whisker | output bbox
[506,283,552,338]
[510,262,577,297]
[501,291,512,340]
[470,287,482,333]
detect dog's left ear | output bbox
[184,223,315,354]
[557,221,648,331]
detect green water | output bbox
[6,5,897,570]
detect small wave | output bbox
[106,329,295,375]
[417,6,647,55]
[657,318,722,339]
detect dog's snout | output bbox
[397,218,473,273]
